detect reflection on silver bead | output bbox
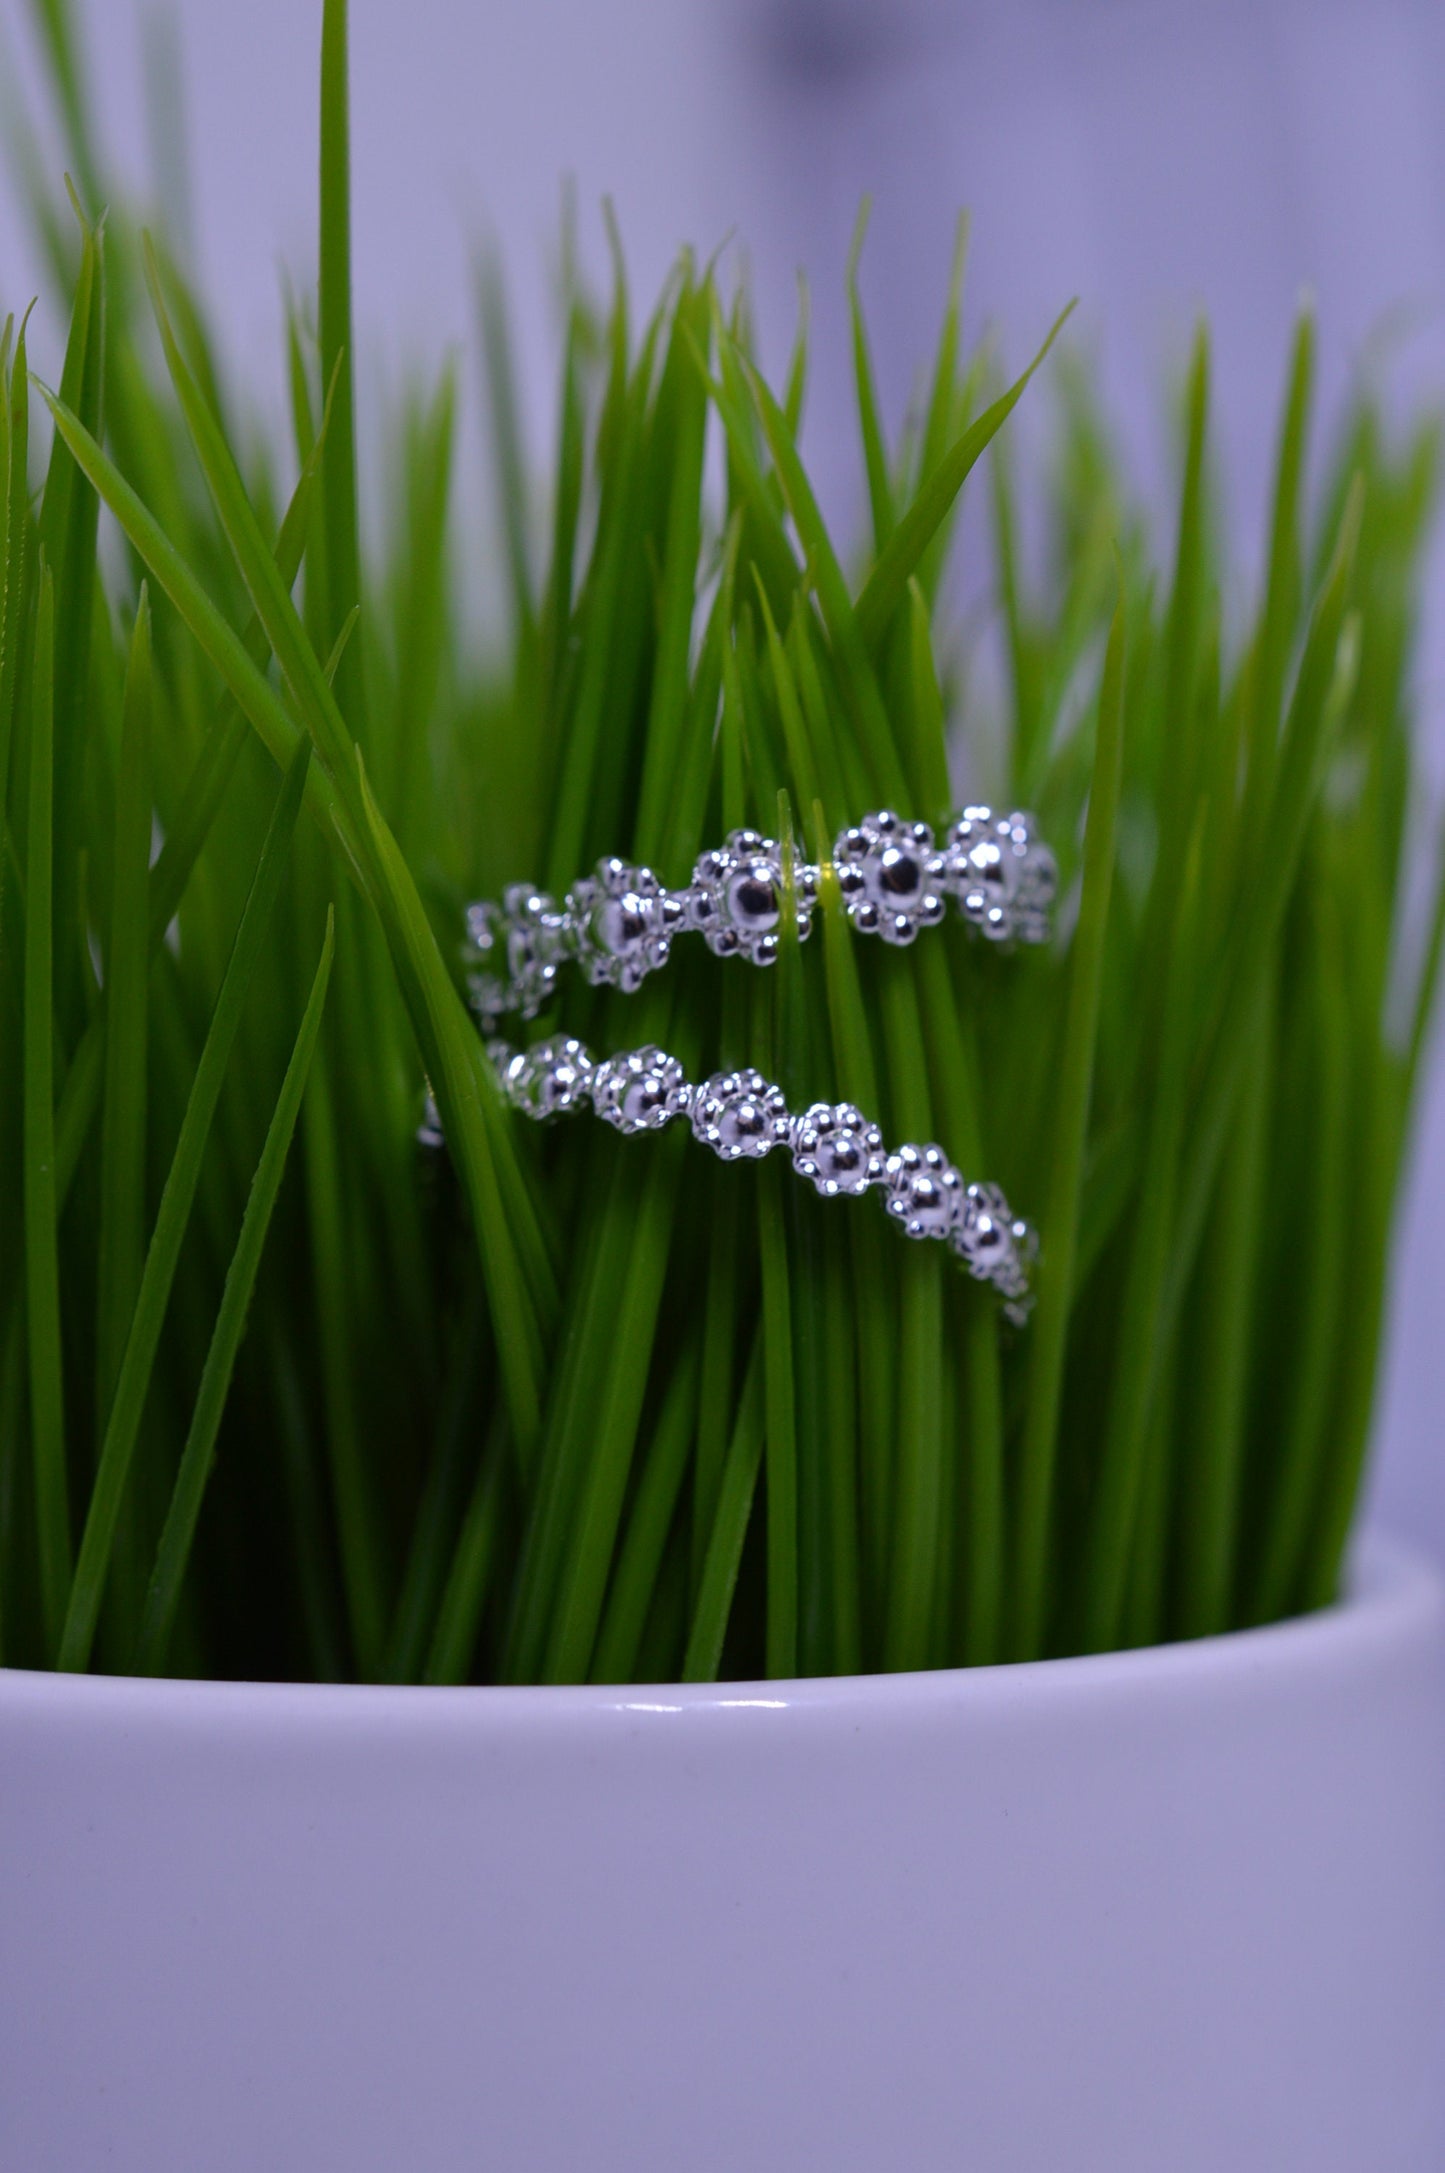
[496,1034,595,1121]
[566,858,683,993]
[686,829,817,966]
[945,808,1057,945]
[883,1142,964,1239]
[833,810,948,946]
[590,1045,692,1134]
[691,1068,791,1161]
[790,1101,886,1197]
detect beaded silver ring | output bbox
[465,805,1055,1027]
[479,1034,1037,1321]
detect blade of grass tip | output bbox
[317,0,367,738]
[683,1334,765,1683]
[1174,970,1272,1640]
[700,315,806,607]
[1171,522,1363,1289]
[52,438,326,1208]
[131,909,336,1675]
[854,302,1075,651]
[36,382,348,860]
[633,288,709,863]
[1152,324,1211,896]
[1011,583,1126,1661]
[423,1447,509,1685]
[29,0,105,213]
[24,567,71,1652]
[0,306,36,804]
[1244,305,1314,841]
[848,201,895,552]
[783,271,809,440]
[135,250,558,1367]
[917,211,971,492]
[39,196,104,1018]
[95,589,153,1434]
[737,347,910,810]
[56,738,312,1673]
[755,574,820,820]
[1081,816,1206,1656]
[591,1334,703,1683]
[476,249,536,641]
[540,292,585,727]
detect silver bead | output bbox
[496,1034,595,1120]
[463,883,570,1020]
[686,829,817,966]
[883,1142,964,1239]
[832,811,948,946]
[690,1068,791,1161]
[953,1180,1035,1316]
[790,1101,886,1197]
[566,858,682,993]
[945,808,1056,944]
[590,1045,692,1134]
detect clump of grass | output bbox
[0,0,1439,1684]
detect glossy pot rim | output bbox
[1,1528,1438,1738]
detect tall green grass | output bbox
[0,0,1439,1683]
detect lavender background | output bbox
[1,0,1441,1570]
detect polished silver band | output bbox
[483,1034,1037,1320]
[465,806,1056,1027]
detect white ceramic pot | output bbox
[2,1535,1442,2172]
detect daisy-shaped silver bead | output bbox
[685,828,817,967]
[945,807,1057,944]
[790,1101,886,1198]
[495,1034,595,1121]
[882,1142,965,1239]
[690,1068,791,1162]
[465,883,570,1024]
[590,1045,692,1135]
[566,858,685,994]
[832,810,948,946]
[953,1180,1037,1318]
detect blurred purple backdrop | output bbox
[2,0,1441,1568]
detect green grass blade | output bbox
[131,909,336,1675]
[683,1336,764,1683]
[591,1335,702,1683]
[317,0,367,736]
[424,1449,508,1685]
[57,738,312,1672]
[854,302,1074,649]
[1174,974,1271,1638]
[0,308,35,805]
[95,589,153,1431]
[23,566,70,1650]
[1011,585,1126,1659]
[847,203,895,551]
